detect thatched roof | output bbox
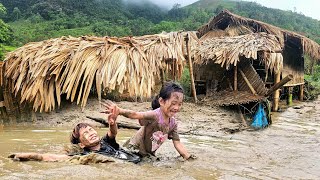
[2,31,199,112]
[198,10,320,61]
[195,32,283,72]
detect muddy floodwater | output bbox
[0,98,320,179]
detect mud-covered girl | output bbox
[102,82,196,160]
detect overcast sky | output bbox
[149,0,320,20]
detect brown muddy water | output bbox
[0,101,320,179]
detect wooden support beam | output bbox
[266,74,293,97]
[239,69,256,95]
[238,106,248,127]
[299,84,304,101]
[160,68,165,87]
[272,72,281,112]
[234,65,238,92]
[185,34,197,103]
[86,116,140,130]
[287,87,293,106]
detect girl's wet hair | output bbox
[151,82,184,110]
[70,123,92,144]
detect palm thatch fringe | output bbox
[3,31,199,112]
[195,33,283,72]
[0,61,3,86]
[198,10,320,62]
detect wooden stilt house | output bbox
[195,10,320,110]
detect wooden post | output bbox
[234,65,238,92]
[185,34,197,103]
[160,68,165,86]
[239,69,256,95]
[273,72,281,111]
[238,106,248,127]
[287,87,293,106]
[299,84,304,101]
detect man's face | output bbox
[78,126,100,148]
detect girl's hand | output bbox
[100,99,120,117]
[186,154,197,160]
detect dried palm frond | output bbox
[195,33,283,72]
[3,31,199,112]
[198,10,320,62]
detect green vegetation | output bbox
[305,65,320,98]
[0,0,319,93]
[1,0,320,46]
[179,67,191,97]
[0,3,13,60]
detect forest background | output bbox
[0,0,319,93]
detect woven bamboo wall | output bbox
[282,39,304,86]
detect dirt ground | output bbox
[27,97,243,137]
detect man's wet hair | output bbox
[70,123,92,144]
[151,82,184,110]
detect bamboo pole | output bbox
[234,65,238,92]
[239,69,256,95]
[185,34,197,103]
[87,116,140,130]
[265,74,293,96]
[299,84,304,101]
[287,87,293,106]
[238,106,248,127]
[273,72,281,111]
[160,68,165,87]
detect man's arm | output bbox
[107,114,117,139]
[9,153,69,162]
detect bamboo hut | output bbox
[195,10,320,110]
[2,31,199,113]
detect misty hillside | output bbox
[0,0,319,47]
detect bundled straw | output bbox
[198,10,320,62]
[3,31,199,112]
[195,33,283,72]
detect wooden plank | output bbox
[234,65,238,92]
[239,69,257,95]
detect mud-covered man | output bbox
[8,115,140,163]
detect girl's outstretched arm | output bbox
[118,108,156,120]
[101,100,156,121]
[173,140,191,160]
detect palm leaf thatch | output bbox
[195,33,283,72]
[0,61,3,86]
[3,31,199,112]
[198,10,320,62]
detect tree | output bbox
[0,2,6,18]
[0,3,13,60]
[167,4,187,21]
[12,7,21,20]
[214,5,224,14]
